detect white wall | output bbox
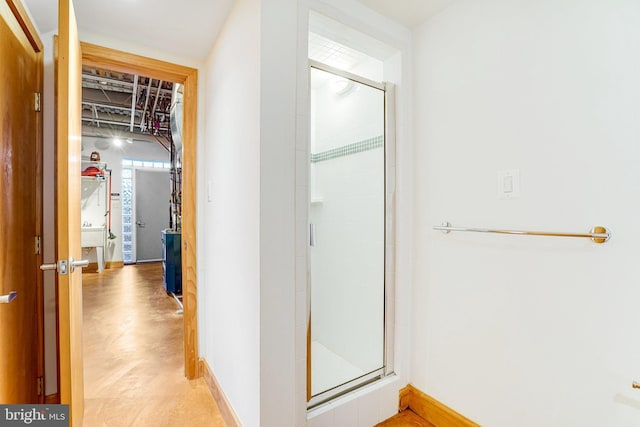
[259,0,299,425]
[201,0,301,424]
[201,0,261,425]
[412,0,640,426]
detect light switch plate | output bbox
[497,169,520,199]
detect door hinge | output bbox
[35,236,41,255]
[37,376,43,396]
[34,92,41,112]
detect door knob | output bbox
[70,258,90,273]
[0,291,17,304]
[41,258,89,275]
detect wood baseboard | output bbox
[82,262,100,273]
[199,358,242,427]
[105,261,124,269]
[45,393,60,404]
[400,385,480,427]
[82,261,124,273]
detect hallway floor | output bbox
[83,263,226,426]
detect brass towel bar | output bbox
[433,222,610,244]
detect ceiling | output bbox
[24,0,454,147]
[81,66,174,146]
[20,1,454,150]
[23,1,453,61]
[23,0,235,59]
[354,0,456,28]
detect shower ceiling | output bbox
[82,66,174,147]
[309,32,373,72]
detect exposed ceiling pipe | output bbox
[140,78,153,132]
[147,129,171,153]
[92,105,99,127]
[83,100,131,113]
[82,117,127,126]
[82,126,162,144]
[82,117,170,132]
[99,86,112,103]
[129,75,139,132]
[83,73,133,87]
[83,73,173,96]
[151,80,163,118]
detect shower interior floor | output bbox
[311,340,365,396]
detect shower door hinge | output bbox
[36,376,43,396]
[34,93,41,112]
[35,236,41,255]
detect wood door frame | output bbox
[4,0,45,403]
[81,42,199,379]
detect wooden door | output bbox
[0,0,44,404]
[56,0,84,424]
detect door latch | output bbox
[41,259,90,274]
[40,260,70,275]
[59,260,69,275]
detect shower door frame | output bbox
[307,60,397,408]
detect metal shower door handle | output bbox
[310,223,316,247]
[0,291,17,304]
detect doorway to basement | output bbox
[80,42,199,380]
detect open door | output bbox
[56,0,84,423]
[0,0,44,404]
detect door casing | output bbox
[80,42,200,379]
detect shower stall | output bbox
[308,61,394,406]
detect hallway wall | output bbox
[201,0,262,425]
[412,0,640,425]
[201,0,301,425]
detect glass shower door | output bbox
[309,64,386,405]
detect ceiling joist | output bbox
[82,65,175,143]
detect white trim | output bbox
[384,82,397,377]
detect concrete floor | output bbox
[82,263,226,426]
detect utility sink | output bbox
[81,226,105,247]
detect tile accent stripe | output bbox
[311,135,383,163]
